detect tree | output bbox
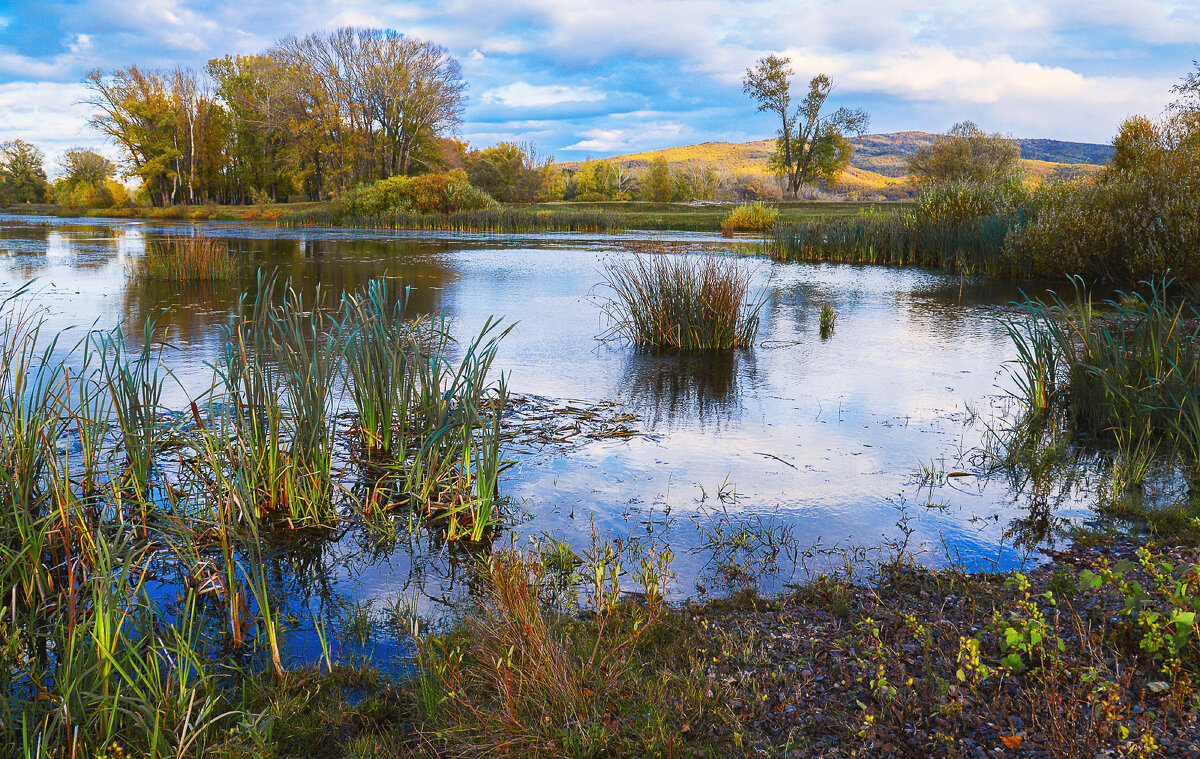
[468,141,558,202]
[54,148,120,207]
[742,56,869,197]
[676,162,723,201]
[1171,60,1200,116]
[0,140,49,203]
[61,149,114,185]
[906,121,1022,186]
[641,155,674,202]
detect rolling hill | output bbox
[558,132,1113,199]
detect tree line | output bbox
[81,27,467,206]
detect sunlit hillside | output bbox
[558,132,1112,198]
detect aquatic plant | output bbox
[133,235,235,281]
[720,202,779,234]
[771,211,1024,276]
[597,251,769,351]
[284,206,620,233]
[819,304,837,338]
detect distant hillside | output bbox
[558,132,1112,199]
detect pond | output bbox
[0,214,1100,665]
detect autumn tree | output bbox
[676,162,723,201]
[640,155,674,202]
[0,140,49,204]
[54,148,123,207]
[88,27,467,204]
[906,122,1022,186]
[468,141,559,202]
[742,56,869,196]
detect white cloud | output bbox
[482,81,606,107]
[563,122,685,153]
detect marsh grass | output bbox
[819,303,837,339]
[134,235,234,281]
[414,533,730,756]
[720,202,778,235]
[284,207,620,233]
[771,211,1024,275]
[992,279,1200,532]
[597,251,770,351]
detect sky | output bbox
[0,0,1196,170]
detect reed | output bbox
[770,212,1025,276]
[269,283,343,524]
[597,251,769,351]
[341,280,417,457]
[134,235,234,281]
[94,319,171,504]
[997,279,1200,509]
[283,207,620,233]
[720,202,778,235]
[819,304,837,339]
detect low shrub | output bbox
[720,202,778,234]
[335,170,499,216]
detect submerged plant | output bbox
[597,251,770,351]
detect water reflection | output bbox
[0,214,1116,637]
[620,349,747,429]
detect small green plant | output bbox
[819,303,837,338]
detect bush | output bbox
[1004,116,1200,281]
[915,179,1027,224]
[336,170,498,216]
[720,202,778,234]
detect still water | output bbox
[0,215,1099,658]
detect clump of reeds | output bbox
[134,235,235,281]
[819,304,837,338]
[597,251,769,351]
[992,279,1200,524]
[720,202,778,235]
[418,531,682,755]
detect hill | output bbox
[558,132,1113,199]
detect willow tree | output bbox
[742,55,869,197]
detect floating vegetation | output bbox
[132,234,235,281]
[596,249,771,351]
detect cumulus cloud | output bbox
[0,0,1193,156]
[482,82,607,108]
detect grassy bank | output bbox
[2,199,907,233]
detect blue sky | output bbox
[0,0,1195,169]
